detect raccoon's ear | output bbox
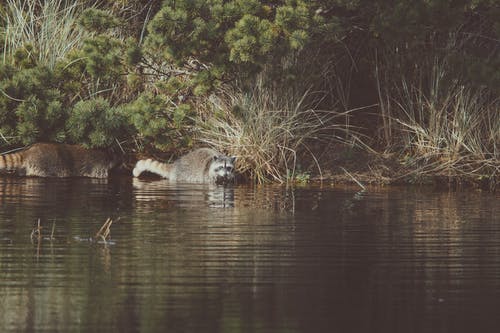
[230,156,236,163]
[213,155,219,161]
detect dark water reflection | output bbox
[0,177,499,332]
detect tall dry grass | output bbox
[1,0,91,68]
[384,60,499,183]
[196,79,358,183]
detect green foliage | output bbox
[82,35,124,80]
[144,0,323,92]
[291,170,311,184]
[66,98,130,148]
[124,93,194,151]
[0,59,130,148]
[0,65,66,144]
[125,39,142,67]
[224,14,277,63]
[52,52,87,102]
[12,44,38,69]
[79,8,121,33]
[0,2,137,148]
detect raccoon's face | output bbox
[209,155,236,184]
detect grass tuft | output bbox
[196,79,359,183]
[2,0,91,68]
[382,60,499,185]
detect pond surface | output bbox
[0,176,499,333]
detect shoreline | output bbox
[129,144,498,191]
[306,146,499,191]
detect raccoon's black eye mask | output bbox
[213,155,236,163]
[214,165,234,172]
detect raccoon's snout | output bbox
[215,178,231,185]
[215,172,234,185]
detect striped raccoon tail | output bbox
[133,159,171,178]
[0,150,24,172]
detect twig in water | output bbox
[49,220,56,241]
[95,218,114,244]
[30,218,43,242]
[340,167,366,191]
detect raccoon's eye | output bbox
[226,166,233,172]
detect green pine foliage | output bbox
[66,97,130,148]
[124,93,194,151]
[82,35,124,80]
[79,8,121,33]
[0,64,66,144]
[144,0,323,89]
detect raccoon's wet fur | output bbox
[133,148,236,184]
[0,143,120,178]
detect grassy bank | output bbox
[0,1,498,188]
[194,78,360,184]
[369,58,498,189]
[191,78,498,189]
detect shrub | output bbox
[143,0,328,96]
[66,97,130,148]
[79,8,121,33]
[0,65,66,144]
[125,93,194,152]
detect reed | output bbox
[49,220,56,241]
[1,0,91,68]
[197,79,359,183]
[30,218,42,242]
[385,61,499,184]
[29,218,57,242]
[95,217,113,244]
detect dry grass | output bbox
[196,79,359,183]
[1,0,91,68]
[95,217,114,244]
[30,218,43,242]
[384,61,499,184]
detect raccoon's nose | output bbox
[216,174,231,184]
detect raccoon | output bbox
[0,143,120,178]
[133,148,236,184]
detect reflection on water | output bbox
[0,176,499,332]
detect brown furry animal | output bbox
[0,143,120,178]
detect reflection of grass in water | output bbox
[76,217,118,245]
[30,218,56,242]
[30,218,42,242]
[30,218,57,260]
[30,216,116,246]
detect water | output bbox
[0,176,499,333]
